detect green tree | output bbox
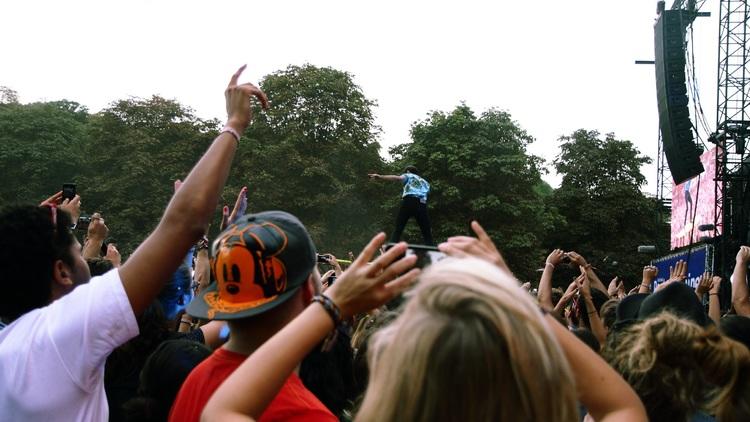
[390,104,555,280]
[79,96,219,254]
[0,99,88,204]
[236,64,389,255]
[547,129,669,285]
[0,86,19,104]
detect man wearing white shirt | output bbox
[0,66,268,421]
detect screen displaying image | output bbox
[671,148,720,249]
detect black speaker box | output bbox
[655,10,704,184]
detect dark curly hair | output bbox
[0,205,75,322]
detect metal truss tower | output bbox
[712,0,750,274]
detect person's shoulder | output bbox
[0,307,45,343]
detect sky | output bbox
[0,0,720,193]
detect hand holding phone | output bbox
[385,243,446,269]
[62,183,76,201]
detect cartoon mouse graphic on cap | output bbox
[212,222,288,303]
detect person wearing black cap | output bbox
[637,281,709,327]
[368,166,434,245]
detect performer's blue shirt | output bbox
[402,173,430,202]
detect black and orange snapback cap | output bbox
[187,211,316,320]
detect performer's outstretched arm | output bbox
[368,173,405,182]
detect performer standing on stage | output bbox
[368,166,434,245]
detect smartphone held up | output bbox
[385,243,446,269]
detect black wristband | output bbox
[312,295,342,326]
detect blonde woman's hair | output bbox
[355,257,578,422]
[604,312,750,422]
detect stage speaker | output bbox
[655,10,704,184]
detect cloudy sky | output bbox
[0,0,719,191]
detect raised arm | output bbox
[200,234,419,422]
[708,276,722,325]
[119,66,268,316]
[695,272,712,302]
[538,249,564,311]
[553,281,578,316]
[567,252,608,295]
[368,173,404,182]
[577,271,607,347]
[638,265,658,294]
[82,213,108,260]
[731,246,750,317]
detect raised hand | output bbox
[642,265,658,281]
[561,280,579,302]
[39,191,64,208]
[228,186,248,225]
[438,221,510,274]
[220,206,230,231]
[40,190,82,223]
[87,213,109,242]
[667,260,687,283]
[607,276,619,297]
[367,173,380,179]
[546,249,565,267]
[695,272,712,297]
[105,244,122,268]
[60,195,81,223]
[225,65,269,133]
[554,280,579,315]
[575,270,592,299]
[326,234,420,319]
[737,246,750,265]
[617,280,626,299]
[327,253,343,275]
[320,269,336,292]
[566,251,588,268]
[710,276,722,295]
[82,213,109,259]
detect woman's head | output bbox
[356,258,577,422]
[604,311,750,421]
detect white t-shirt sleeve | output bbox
[44,268,139,392]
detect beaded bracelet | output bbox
[312,295,342,326]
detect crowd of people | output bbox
[2,67,750,422]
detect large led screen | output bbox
[671,148,719,249]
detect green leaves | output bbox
[391,104,551,280]
[0,100,88,204]
[0,71,665,285]
[548,130,668,286]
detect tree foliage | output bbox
[547,130,669,285]
[390,105,555,280]
[236,64,389,255]
[78,96,219,254]
[0,72,667,282]
[0,99,88,204]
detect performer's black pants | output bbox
[390,195,434,245]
